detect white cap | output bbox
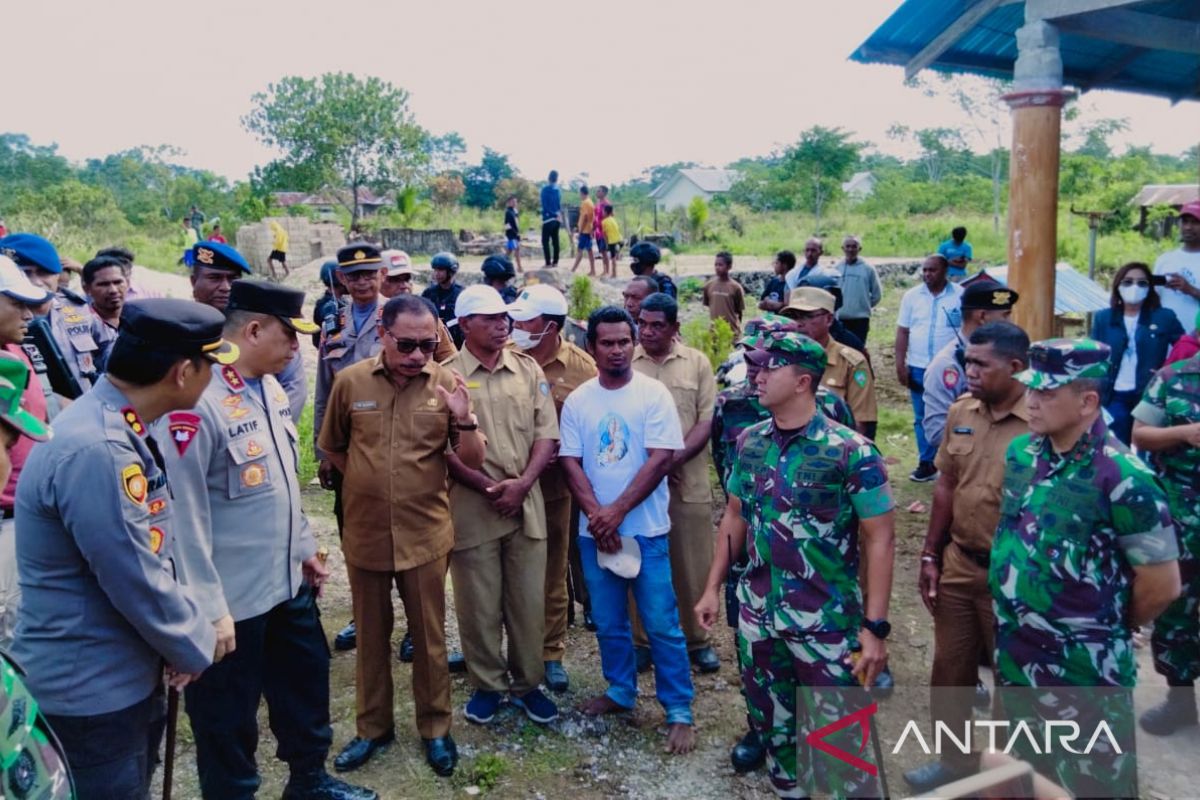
[0,256,51,305]
[381,249,412,276]
[454,284,509,318]
[506,284,568,321]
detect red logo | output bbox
[804,701,879,776]
[167,412,201,457]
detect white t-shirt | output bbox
[897,282,964,368]
[1153,248,1200,335]
[558,371,684,539]
[1114,314,1138,392]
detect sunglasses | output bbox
[386,332,440,354]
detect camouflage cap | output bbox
[1015,337,1111,390]
[738,313,795,348]
[744,330,828,373]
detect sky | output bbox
[6,0,1200,186]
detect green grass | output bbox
[295,398,317,485]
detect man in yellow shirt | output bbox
[600,206,621,278]
[570,187,597,276]
[268,220,290,281]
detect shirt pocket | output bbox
[411,411,448,452]
[351,409,383,441]
[226,437,276,499]
[945,433,975,457]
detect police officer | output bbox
[1132,348,1200,735]
[421,252,465,348]
[990,338,1181,795]
[904,321,1030,793]
[313,259,345,349]
[627,241,677,300]
[159,281,376,800]
[12,298,234,799]
[921,280,1018,449]
[696,331,896,799]
[481,254,518,303]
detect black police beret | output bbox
[961,280,1019,310]
[190,241,251,274]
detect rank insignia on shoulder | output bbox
[220,365,245,391]
[121,406,146,436]
[122,464,148,505]
[168,412,201,457]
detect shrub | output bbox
[568,275,603,320]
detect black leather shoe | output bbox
[334,621,357,652]
[544,660,569,693]
[397,631,414,663]
[903,760,969,793]
[333,731,394,773]
[423,735,458,777]
[730,728,766,773]
[634,645,652,674]
[690,646,721,674]
[583,611,597,632]
[282,768,379,800]
[448,650,467,674]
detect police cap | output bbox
[119,299,239,365]
[961,279,1018,311]
[0,233,62,275]
[227,280,320,335]
[338,242,383,272]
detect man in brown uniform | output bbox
[442,285,560,726]
[318,294,483,779]
[632,292,721,673]
[507,285,597,693]
[783,287,877,438]
[905,321,1031,793]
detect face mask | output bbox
[1119,284,1149,305]
[511,325,549,350]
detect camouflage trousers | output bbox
[1152,500,1200,684]
[738,624,867,799]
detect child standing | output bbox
[701,251,745,337]
[504,195,523,273]
[600,204,621,278]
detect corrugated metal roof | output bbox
[851,0,1200,103]
[966,264,1110,314]
[649,168,739,198]
[1130,184,1200,207]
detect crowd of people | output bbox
[0,197,1195,799]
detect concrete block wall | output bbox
[235,217,346,274]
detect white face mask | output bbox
[1119,284,1149,306]
[511,324,551,350]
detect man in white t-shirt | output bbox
[1154,200,1200,336]
[559,306,696,755]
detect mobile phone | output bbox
[1150,275,1167,287]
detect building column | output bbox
[1004,20,1072,343]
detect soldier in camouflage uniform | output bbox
[1132,352,1200,735]
[696,331,895,799]
[990,338,1181,796]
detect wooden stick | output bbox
[162,687,179,800]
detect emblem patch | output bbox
[122,464,148,505]
[226,406,250,421]
[149,526,164,554]
[168,411,201,457]
[196,247,215,265]
[245,440,263,458]
[942,367,959,389]
[148,498,167,516]
[121,406,146,436]
[852,368,867,388]
[538,381,549,396]
[241,463,267,488]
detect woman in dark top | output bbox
[1090,261,1183,444]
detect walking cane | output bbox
[163,686,179,800]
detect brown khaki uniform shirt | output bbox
[934,394,1030,553]
[702,278,745,338]
[633,342,717,504]
[822,337,877,424]
[443,347,559,550]
[317,355,470,572]
[537,337,597,502]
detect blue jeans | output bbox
[579,535,694,724]
[908,366,937,463]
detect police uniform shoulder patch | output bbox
[220,365,245,391]
[122,464,148,505]
[148,497,166,516]
[167,411,201,457]
[121,406,146,437]
[149,526,164,554]
[943,367,959,389]
[853,368,868,388]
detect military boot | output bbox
[1140,684,1199,736]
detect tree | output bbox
[686,196,708,240]
[423,131,467,176]
[494,176,538,211]
[242,73,427,224]
[462,148,515,209]
[429,173,466,208]
[781,127,862,226]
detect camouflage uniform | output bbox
[1133,354,1200,683]
[990,339,1178,796]
[727,332,894,799]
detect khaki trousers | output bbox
[451,530,547,695]
[632,494,714,651]
[543,494,572,661]
[929,543,995,770]
[347,557,451,740]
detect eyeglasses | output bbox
[1119,279,1150,288]
[343,271,378,283]
[386,331,440,354]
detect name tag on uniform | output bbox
[352,400,378,410]
[953,426,974,435]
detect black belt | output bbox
[955,541,990,569]
[1,508,13,519]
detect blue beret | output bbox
[0,233,62,274]
[188,241,251,274]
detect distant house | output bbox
[271,188,395,219]
[649,168,739,211]
[1130,183,1200,238]
[841,171,876,201]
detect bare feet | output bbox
[666,722,695,754]
[578,694,628,716]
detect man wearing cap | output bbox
[508,284,597,693]
[319,294,482,777]
[481,254,518,303]
[782,287,877,439]
[631,292,720,673]
[1131,348,1200,736]
[380,250,412,300]
[921,279,1018,450]
[989,338,1180,795]
[628,242,677,300]
[905,321,1031,793]
[895,254,964,482]
[0,232,102,396]
[696,330,896,800]
[0,255,53,648]
[442,285,560,726]
[832,235,881,342]
[158,282,376,800]
[1153,200,1200,336]
[12,298,235,799]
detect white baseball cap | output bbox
[454,284,509,318]
[0,256,52,305]
[381,249,412,277]
[506,284,568,321]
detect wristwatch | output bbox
[863,618,891,640]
